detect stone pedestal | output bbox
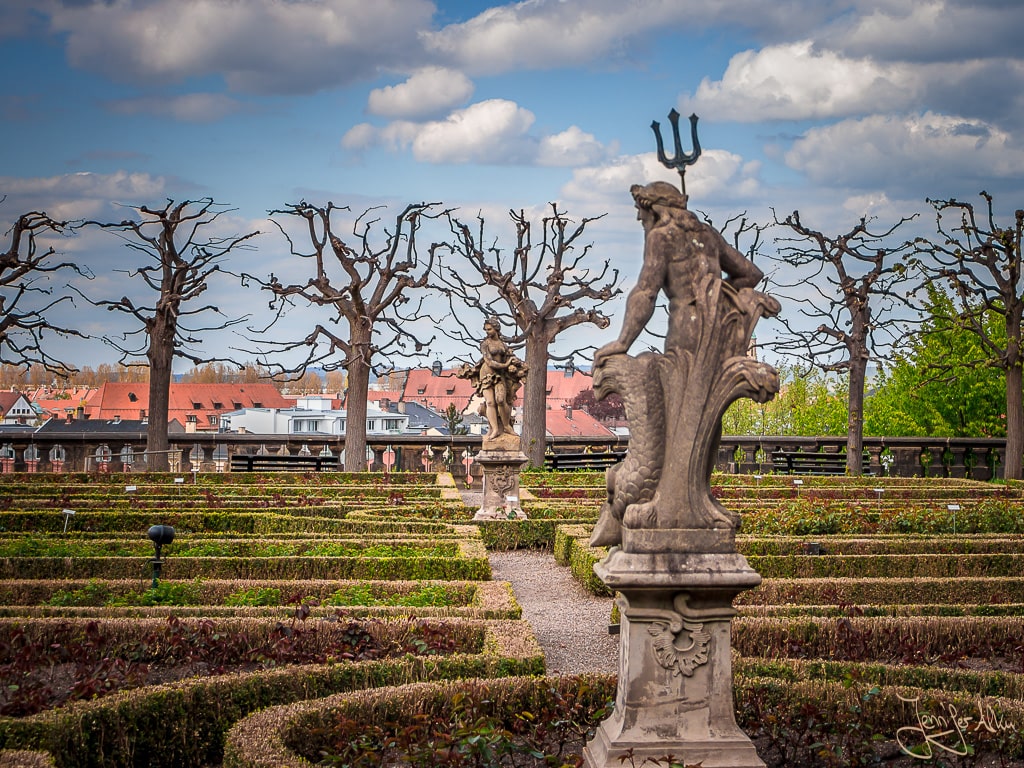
[474,449,528,520]
[584,546,765,768]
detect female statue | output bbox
[459,317,527,449]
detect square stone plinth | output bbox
[584,552,764,768]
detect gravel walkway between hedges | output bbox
[487,549,619,676]
[460,488,618,675]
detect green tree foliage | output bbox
[442,403,469,435]
[865,288,1006,437]
[722,364,847,436]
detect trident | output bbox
[651,109,701,196]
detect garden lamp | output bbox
[147,524,175,589]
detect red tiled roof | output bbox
[401,368,478,412]
[543,370,595,406]
[400,367,594,411]
[545,406,616,439]
[86,383,290,430]
[0,392,25,415]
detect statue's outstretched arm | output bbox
[595,243,664,364]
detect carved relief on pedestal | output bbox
[649,617,710,677]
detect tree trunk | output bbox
[1005,363,1023,480]
[344,333,372,472]
[521,332,550,467]
[847,354,867,477]
[146,320,174,472]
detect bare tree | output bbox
[83,198,259,471]
[769,210,915,475]
[914,192,1024,479]
[0,204,90,375]
[246,200,442,471]
[437,204,621,466]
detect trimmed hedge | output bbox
[733,615,1024,663]
[0,579,520,620]
[0,536,491,581]
[0,621,543,768]
[222,670,1024,767]
[741,577,1024,606]
[0,511,455,535]
[223,674,613,768]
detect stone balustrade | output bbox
[0,431,1009,480]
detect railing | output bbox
[0,431,1009,480]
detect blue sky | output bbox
[2,0,1023,375]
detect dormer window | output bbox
[232,402,242,409]
[128,392,138,402]
[253,402,262,408]
[213,402,223,409]
[192,402,202,410]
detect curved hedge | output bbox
[222,669,1024,767]
[0,621,543,768]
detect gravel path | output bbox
[488,549,619,676]
[461,488,618,674]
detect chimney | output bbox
[566,406,573,420]
[431,360,442,377]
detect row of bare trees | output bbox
[3,190,1022,476]
[767,193,1024,479]
[1,196,619,470]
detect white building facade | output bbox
[219,396,408,435]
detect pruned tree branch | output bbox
[0,203,92,375]
[241,200,445,471]
[434,202,621,465]
[766,209,917,474]
[80,197,260,470]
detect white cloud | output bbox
[367,67,474,119]
[0,172,169,223]
[423,0,840,76]
[561,150,762,210]
[785,112,1024,192]
[681,41,924,122]
[341,123,379,150]
[46,0,435,94]
[411,99,536,163]
[828,0,1024,63]
[343,99,611,166]
[537,126,611,167]
[107,93,246,122]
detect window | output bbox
[208,415,218,425]
[213,402,223,409]
[232,402,242,409]
[186,415,197,423]
[367,420,377,430]
[253,402,262,408]
[192,402,202,410]
[128,392,138,402]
